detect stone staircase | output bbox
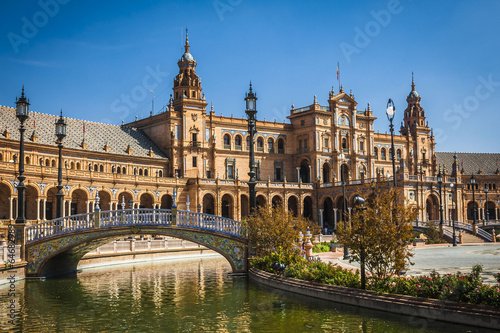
[444,227,485,243]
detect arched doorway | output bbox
[288,196,298,217]
[71,189,88,215]
[303,196,313,220]
[425,195,439,221]
[256,195,267,209]
[117,192,134,209]
[485,201,495,221]
[240,194,249,218]
[203,193,215,215]
[45,187,57,220]
[160,194,173,209]
[221,194,234,219]
[26,185,38,220]
[300,159,310,183]
[98,190,111,211]
[271,195,282,208]
[322,163,331,183]
[467,201,478,221]
[139,193,154,208]
[0,183,11,219]
[323,197,334,233]
[336,196,348,222]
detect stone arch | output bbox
[271,194,283,208]
[117,191,134,209]
[256,136,264,151]
[0,182,12,219]
[240,194,249,218]
[97,189,111,211]
[51,159,56,167]
[221,193,234,219]
[223,132,232,148]
[425,193,439,221]
[45,187,58,220]
[70,189,88,215]
[467,201,478,221]
[277,137,285,153]
[287,195,298,217]
[203,193,215,215]
[300,159,310,183]
[303,196,313,220]
[485,200,495,221]
[358,163,367,179]
[139,192,154,208]
[322,162,331,183]
[25,184,39,220]
[323,196,334,232]
[335,195,348,222]
[256,194,267,209]
[267,137,275,153]
[234,134,243,149]
[160,194,173,209]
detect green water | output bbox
[0,257,492,332]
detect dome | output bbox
[180,51,195,62]
[408,90,419,98]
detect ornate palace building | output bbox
[1,34,499,232]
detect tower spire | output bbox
[185,28,190,53]
[411,72,415,91]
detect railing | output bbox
[26,212,95,242]
[26,209,246,243]
[177,210,245,238]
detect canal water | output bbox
[0,256,493,332]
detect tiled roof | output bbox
[436,152,500,176]
[0,106,166,159]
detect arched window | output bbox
[235,135,242,149]
[112,165,116,173]
[45,159,50,166]
[117,167,121,174]
[134,168,138,175]
[26,156,30,165]
[94,164,98,172]
[278,138,285,154]
[139,169,143,176]
[144,169,148,176]
[70,161,75,169]
[268,138,274,153]
[122,167,127,174]
[76,162,81,170]
[52,159,56,167]
[158,170,163,177]
[396,149,402,160]
[99,165,104,172]
[223,134,231,149]
[381,148,387,161]
[257,137,264,151]
[374,147,378,160]
[341,138,347,149]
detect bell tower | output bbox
[173,29,203,104]
[401,73,428,136]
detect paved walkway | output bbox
[317,243,500,284]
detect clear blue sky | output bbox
[1,0,499,153]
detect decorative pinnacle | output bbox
[411,72,415,91]
[184,28,190,53]
[249,81,253,92]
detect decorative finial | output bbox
[21,85,25,97]
[367,103,371,111]
[184,28,190,53]
[211,101,214,112]
[411,72,415,91]
[249,81,253,92]
[95,191,100,210]
[313,95,317,104]
[291,103,294,110]
[121,195,125,210]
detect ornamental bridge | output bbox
[24,208,248,277]
[412,220,495,242]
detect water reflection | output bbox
[0,257,495,332]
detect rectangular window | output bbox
[175,126,180,140]
[360,141,364,151]
[304,139,309,149]
[274,165,283,182]
[227,165,234,179]
[192,156,197,167]
[206,170,211,178]
[324,138,329,148]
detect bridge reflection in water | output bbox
[24,209,248,277]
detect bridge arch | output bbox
[25,211,248,277]
[139,192,154,208]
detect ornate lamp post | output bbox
[245,82,257,212]
[484,184,489,224]
[437,166,444,235]
[15,87,30,224]
[339,152,349,260]
[386,98,397,188]
[451,154,458,246]
[55,110,67,218]
[471,174,477,234]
